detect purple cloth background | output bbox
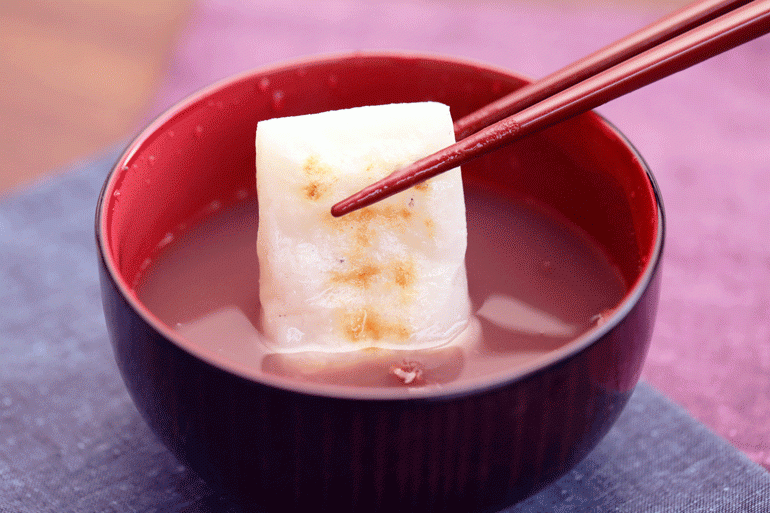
[147,0,770,470]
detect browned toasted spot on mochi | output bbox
[424,216,436,238]
[414,181,429,192]
[341,308,410,342]
[303,155,332,175]
[302,156,336,201]
[304,181,328,201]
[390,259,416,289]
[382,205,412,222]
[346,206,376,224]
[340,204,412,226]
[331,263,380,288]
[330,203,410,229]
[354,224,373,248]
[324,207,374,246]
[325,203,416,256]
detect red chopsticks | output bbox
[453,0,753,140]
[331,0,770,217]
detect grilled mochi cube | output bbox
[255,102,470,353]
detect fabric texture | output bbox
[146,0,770,471]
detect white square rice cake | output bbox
[255,102,470,353]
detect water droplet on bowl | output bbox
[195,125,204,138]
[258,77,271,92]
[157,232,174,249]
[272,90,285,112]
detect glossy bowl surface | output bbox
[96,51,664,512]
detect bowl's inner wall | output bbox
[104,54,657,300]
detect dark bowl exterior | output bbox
[96,52,664,513]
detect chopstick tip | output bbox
[330,199,353,217]
[331,180,391,217]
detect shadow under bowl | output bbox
[96,51,664,513]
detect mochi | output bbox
[255,102,470,353]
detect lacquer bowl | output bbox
[96,51,664,513]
